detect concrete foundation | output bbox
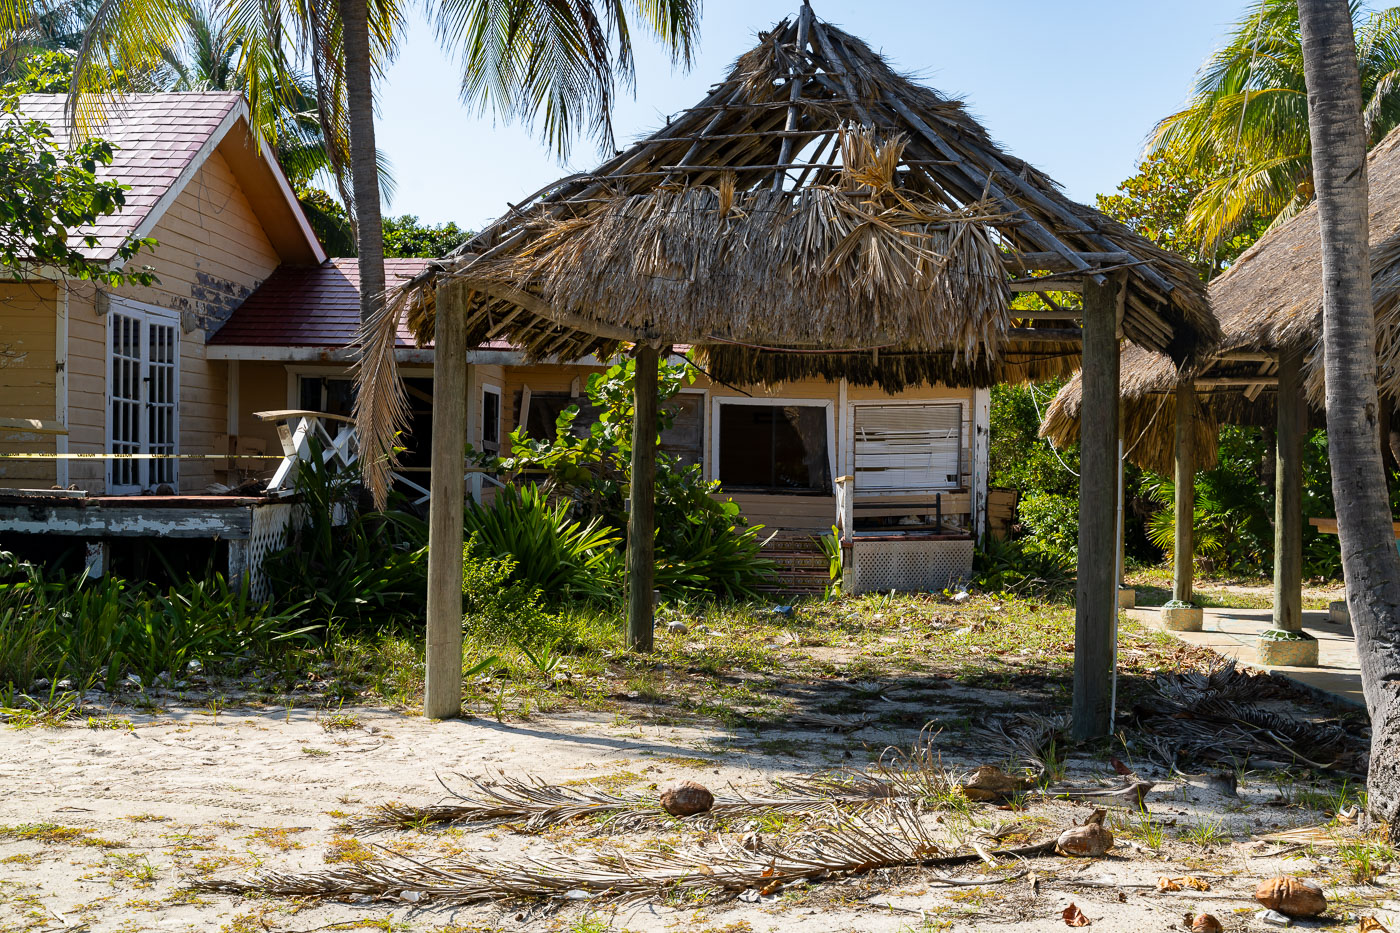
[1118,587,1136,609]
[1161,605,1204,632]
[1257,630,1320,667]
[1329,600,1349,624]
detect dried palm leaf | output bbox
[198,803,1044,906]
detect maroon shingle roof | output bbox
[19,93,243,261]
[209,258,432,347]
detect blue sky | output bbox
[374,1,1252,230]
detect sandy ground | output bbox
[2,690,1396,933]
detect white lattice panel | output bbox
[246,503,293,602]
[850,538,973,594]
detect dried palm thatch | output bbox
[196,802,1041,906]
[356,8,1215,502]
[1042,126,1400,472]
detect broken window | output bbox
[718,403,831,494]
[660,393,704,467]
[853,403,962,491]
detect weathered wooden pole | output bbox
[627,343,659,652]
[1072,277,1120,741]
[423,282,468,719]
[1172,381,1196,604]
[1272,348,1305,633]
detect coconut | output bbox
[1253,877,1326,918]
[1191,914,1222,933]
[961,765,1034,802]
[659,781,714,816]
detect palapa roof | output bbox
[359,5,1217,499]
[1041,126,1400,474]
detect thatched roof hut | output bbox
[366,9,1215,401]
[1041,126,1400,474]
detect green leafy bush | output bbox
[496,357,774,599]
[973,537,1074,597]
[262,438,430,630]
[0,551,313,694]
[464,483,620,602]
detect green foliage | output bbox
[498,357,774,599]
[5,50,78,92]
[0,551,313,695]
[1149,0,1400,253]
[1139,426,1342,579]
[973,537,1074,597]
[262,439,430,631]
[0,89,155,283]
[1096,150,1265,274]
[463,483,620,603]
[383,214,472,258]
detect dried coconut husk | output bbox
[1254,876,1326,917]
[1190,913,1222,933]
[1055,809,1114,858]
[961,765,1034,802]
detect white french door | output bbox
[106,301,179,493]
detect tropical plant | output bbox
[0,550,313,694]
[462,483,620,603]
[497,358,774,600]
[0,87,156,283]
[1151,0,1400,253]
[459,537,573,649]
[972,536,1074,597]
[262,437,430,631]
[1296,0,1400,838]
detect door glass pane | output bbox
[109,312,141,488]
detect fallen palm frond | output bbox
[361,767,940,834]
[197,803,1042,906]
[1135,660,1364,773]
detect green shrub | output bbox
[464,483,620,602]
[495,357,774,600]
[973,537,1074,597]
[0,551,313,694]
[1017,491,1080,559]
[262,438,429,630]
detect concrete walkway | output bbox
[1126,604,1364,708]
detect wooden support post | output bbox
[1273,349,1304,633]
[423,283,468,719]
[627,343,659,652]
[1173,381,1196,604]
[1072,277,1120,741]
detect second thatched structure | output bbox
[1040,126,1400,660]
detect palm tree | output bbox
[1297,0,1400,837]
[1153,0,1400,254]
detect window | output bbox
[853,403,962,491]
[297,375,355,417]
[660,393,704,467]
[481,385,501,452]
[524,392,601,440]
[717,402,831,494]
[106,301,179,493]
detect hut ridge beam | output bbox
[773,4,815,191]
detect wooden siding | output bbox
[0,283,58,486]
[64,150,281,493]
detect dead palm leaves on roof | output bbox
[197,802,1038,907]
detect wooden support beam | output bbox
[1002,251,1132,273]
[773,3,814,190]
[423,281,468,720]
[1072,277,1120,741]
[1009,279,1083,293]
[1173,381,1196,604]
[627,344,660,652]
[1006,327,1083,341]
[1194,376,1280,387]
[1273,348,1304,633]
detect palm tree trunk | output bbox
[337,0,385,325]
[1298,0,1400,836]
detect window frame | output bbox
[850,399,966,493]
[104,297,181,494]
[480,383,502,453]
[710,396,836,495]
